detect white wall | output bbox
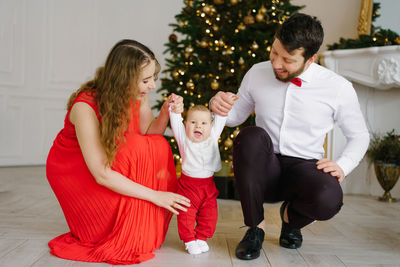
[291,0,362,52]
[375,0,400,34]
[0,0,184,166]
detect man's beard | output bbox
[273,64,306,82]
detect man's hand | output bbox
[210,91,238,116]
[316,158,345,183]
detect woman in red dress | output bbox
[46,39,190,265]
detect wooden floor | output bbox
[1,166,400,267]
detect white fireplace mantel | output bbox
[322,45,400,90]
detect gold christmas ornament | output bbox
[185,4,192,12]
[211,79,219,90]
[244,12,255,25]
[256,12,264,22]
[169,34,178,43]
[230,0,238,5]
[251,41,259,50]
[186,79,195,90]
[225,49,233,55]
[185,45,194,53]
[224,137,233,148]
[238,57,245,65]
[233,128,240,138]
[172,71,179,79]
[260,5,267,14]
[237,22,246,30]
[199,39,208,48]
[203,5,211,13]
[214,0,224,4]
[185,46,193,58]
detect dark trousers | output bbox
[233,126,343,229]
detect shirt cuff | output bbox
[335,156,355,177]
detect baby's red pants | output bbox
[177,173,219,243]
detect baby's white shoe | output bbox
[196,239,209,253]
[185,241,202,255]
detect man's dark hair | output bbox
[275,13,324,61]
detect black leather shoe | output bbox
[235,227,265,260]
[279,201,303,249]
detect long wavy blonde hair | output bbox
[67,39,160,165]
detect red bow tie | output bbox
[290,78,302,87]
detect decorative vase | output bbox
[374,161,400,202]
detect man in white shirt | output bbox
[210,13,369,260]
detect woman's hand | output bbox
[151,191,191,215]
[143,93,183,135]
[163,93,183,114]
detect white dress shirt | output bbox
[169,110,227,178]
[226,61,370,176]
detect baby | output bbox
[169,104,227,255]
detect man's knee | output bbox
[311,180,343,220]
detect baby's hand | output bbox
[168,93,184,114]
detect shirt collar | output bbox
[297,62,316,84]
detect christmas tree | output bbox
[155,0,303,167]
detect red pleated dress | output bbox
[46,90,178,265]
